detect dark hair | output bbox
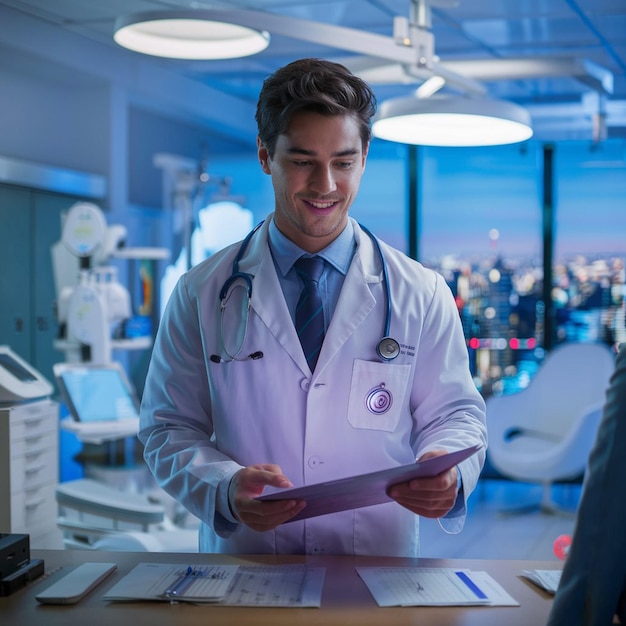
[255,58,377,157]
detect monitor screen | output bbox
[0,353,38,382]
[57,366,140,422]
[0,346,53,402]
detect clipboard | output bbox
[257,444,483,521]
[103,563,239,603]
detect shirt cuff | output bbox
[444,467,465,519]
[216,469,240,525]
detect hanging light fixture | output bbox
[112,7,535,146]
[372,94,533,147]
[113,11,270,60]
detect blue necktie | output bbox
[295,256,326,370]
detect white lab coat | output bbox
[139,217,487,557]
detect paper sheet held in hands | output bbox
[257,444,482,521]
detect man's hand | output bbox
[229,464,306,532]
[387,450,459,518]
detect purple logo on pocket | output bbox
[365,383,392,415]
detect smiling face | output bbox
[258,110,369,253]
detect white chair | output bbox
[56,479,199,551]
[486,342,615,513]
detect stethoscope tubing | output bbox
[218,220,400,362]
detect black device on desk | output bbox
[0,534,44,596]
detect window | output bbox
[419,141,624,396]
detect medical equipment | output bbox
[55,479,199,552]
[214,222,401,363]
[53,361,141,445]
[52,202,168,364]
[52,202,132,363]
[0,345,54,403]
[54,361,140,423]
[58,267,132,364]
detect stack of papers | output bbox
[356,567,519,607]
[520,569,562,594]
[104,563,325,607]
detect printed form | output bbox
[104,562,325,607]
[356,567,519,607]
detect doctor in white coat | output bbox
[139,58,487,557]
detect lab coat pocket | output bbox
[347,359,411,432]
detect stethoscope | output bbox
[211,221,401,363]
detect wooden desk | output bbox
[2,549,560,626]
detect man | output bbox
[139,58,487,556]
[547,342,626,625]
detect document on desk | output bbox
[103,563,239,603]
[224,565,325,607]
[103,563,325,607]
[258,444,483,521]
[520,569,561,594]
[356,567,519,607]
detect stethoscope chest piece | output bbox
[376,337,401,361]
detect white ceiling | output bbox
[1,0,625,144]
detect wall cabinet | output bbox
[0,184,88,384]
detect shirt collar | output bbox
[268,217,355,277]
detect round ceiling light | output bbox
[373,95,533,147]
[114,11,270,60]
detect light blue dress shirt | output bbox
[268,218,356,330]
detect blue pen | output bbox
[164,566,204,598]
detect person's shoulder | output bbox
[378,239,439,280]
[192,241,240,272]
[182,241,242,291]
